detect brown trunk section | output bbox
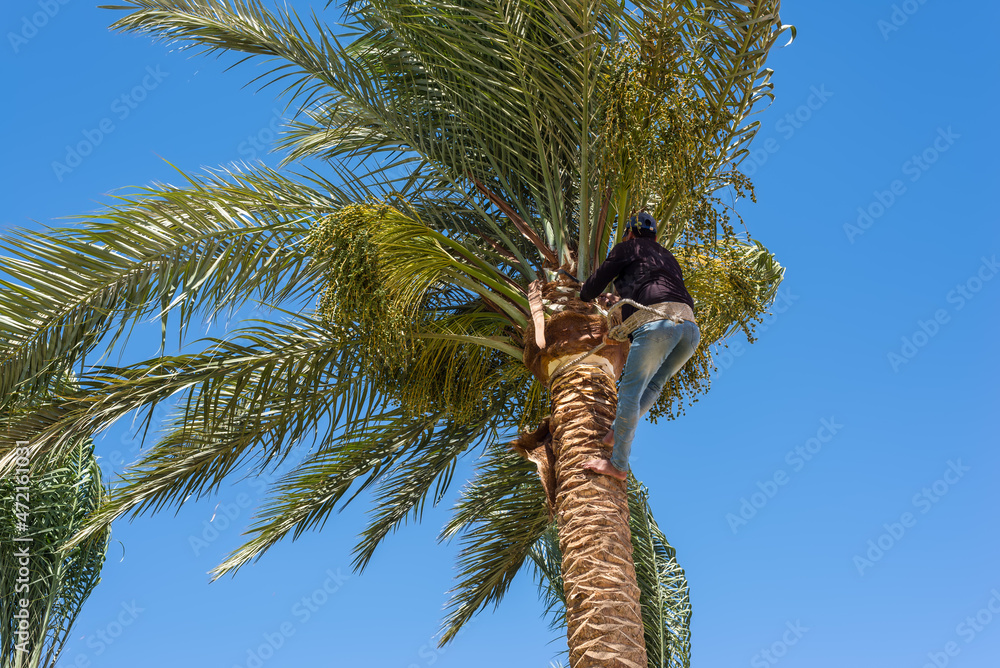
[549,365,647,668]
[519,284,647,668]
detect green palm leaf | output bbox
[0,417,109,668]
[437,443,550,645]
[0,164,340,403]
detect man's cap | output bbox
[626,211,657,236]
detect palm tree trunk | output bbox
[522,283,647,667]
[525,283,646,668]
[549,358,647,668]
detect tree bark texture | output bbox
[521,283,647,668]
[549,363,647,668]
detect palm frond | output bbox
[105,0,348,111]
[351,412,497,572]
[437,443,550,645]
[306,203,530,335]
[680,237,785,344]
[0,435,109,668]
[630,481,691,668]
[34,319,383,547]
[0,163,339,404]
[209,409,442,578]
[592,0,791,265]
[671,0,793,181]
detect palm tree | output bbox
[0,0,790,665]
[1,382,110,668]
[532,480,692,667]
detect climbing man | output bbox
[579,212,701,481]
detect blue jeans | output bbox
[610,318,701,472]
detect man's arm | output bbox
[580,241,632,302]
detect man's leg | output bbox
[589,320,700,478]
[608,321,683,473]
[637,321,702,418]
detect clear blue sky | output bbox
[2,1,999,667]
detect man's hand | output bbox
[596,293,620,309]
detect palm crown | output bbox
[0,0,790,664]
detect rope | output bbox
[547,299,678,386]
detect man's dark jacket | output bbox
[579,236,694,321]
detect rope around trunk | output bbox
[547,299,681,386]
